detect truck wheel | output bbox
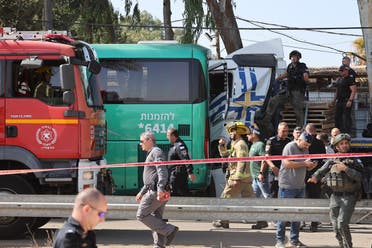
[30,217,51,230]
[0,175,37,238]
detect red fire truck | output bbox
[0,27,111,237]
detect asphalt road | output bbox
[1,219,372,248]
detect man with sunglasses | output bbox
[136,131,179,248]
[53,188,107,248]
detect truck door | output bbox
[5,62,79,159]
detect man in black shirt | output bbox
[53,188,107,248]
[262,122,291,198]
[342,56,357,82]
[304,123,326,232]
[333,65,356,133]
[167,128,196,196]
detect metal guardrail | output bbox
[0,195,371,223]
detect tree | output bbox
[0,0,118,43]
[0,0,43,30]
[163,0,174,40]
[352,38,366,65]
[75,0,118,43]
[182,0,204,43]
[205,0,242,53]
[121,0,242,52]
[118,11,163,43]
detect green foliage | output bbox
[182,0,204,43]
[0,0,118,43]
[117,11,162,43]
[0,0,212,45]
[352,38,366,65]
[0,0,42,30]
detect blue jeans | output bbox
[276,187,305,243]
[252,177,270,198]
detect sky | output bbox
[110,0,363,68]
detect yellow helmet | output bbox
[225,121,251,135]
[36,66,52,75]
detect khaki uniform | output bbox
[34,81,53,103]
[219,139,253,198]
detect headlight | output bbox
[82,171,94,180]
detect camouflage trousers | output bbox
[329,193,358,248]
[259,90,305,136]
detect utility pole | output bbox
[357,0,372,107]
[44,0,53,30]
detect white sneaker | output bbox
[275,241,285,248]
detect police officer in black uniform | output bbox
[308,133,363,248]
[263,122,291,198]
[167,128,196,196]
[342,56,357,82]
[53,188,107,248]
[333,65,357,134]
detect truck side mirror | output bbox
[60,64,76,90]
[88,60,101,74]
[63,91,75,105]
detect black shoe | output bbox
[309,222,318,232]
[252,221,268,229]
[166,226,178,246]
[212,220,229,228]
[299,221,305,230]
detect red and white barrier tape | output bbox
[0,152,370,176]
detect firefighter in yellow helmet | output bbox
[34,66,53,102]
[212,121,254,228]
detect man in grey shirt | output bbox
[136,131,178,248]
[275,132,317,248]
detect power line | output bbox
[34,18,370,32]
[237,17,346,54]
[236,17,363,37]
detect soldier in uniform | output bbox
[212,121,254,228]
[308,133,363,248]
[53,188,107,248]
[166,128,196,196]
[256,50,309,137]
[136,131,178,248]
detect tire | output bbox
[0,175,37,239]
[30,217,51,230]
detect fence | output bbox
[0,195,371,223]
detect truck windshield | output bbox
[98,59,206,104]
[79,65,103,108]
